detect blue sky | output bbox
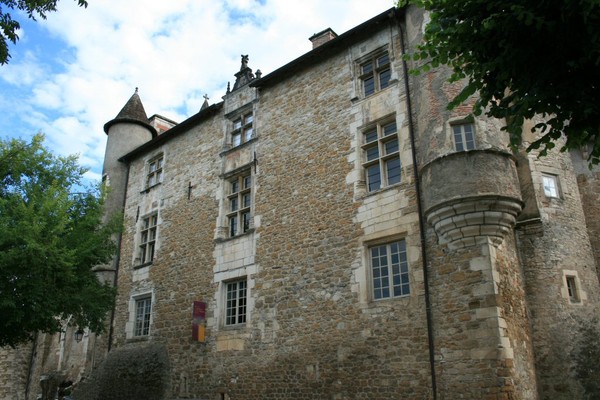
[0,0,394,182]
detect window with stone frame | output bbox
[452,122,476,151]
[369,240,410,300]
[134,295,152,336]
[566,275,580,303]
[227,172,252,237]
[362,120,401,192]
[225,279,247,326]
[146,155,164,188]
[359,51,391,97]
[139,213,158,265]
[542,173,560,198]
[231,112,254,147]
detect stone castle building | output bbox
[2,6,600,400]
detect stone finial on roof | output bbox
[103,88,157,136]
[201,94,209,111]
[231,54,255,92]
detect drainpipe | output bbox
[396,9,438,399]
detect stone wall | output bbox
[108,16,436,399]
[516,147,600,399]
[8,6,599,400]
[0,344,31,400]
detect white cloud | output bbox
[1,0,394,178]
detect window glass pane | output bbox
[243,193,251,208]
[233,119,242,130]
[464,124,475,150]
[148,242,155,262]
[245,128,253,141]
[386,157,401,185]
[232,133,241,147]
[242,212,251,232]
[377,52,389,67]
[363,77,375,96]
[371,241,409,300]
[361,61,373,75]
[229,216,238,237]
[226,280,247,325]
[231,180,239,194]
[366,146,379,161]
[364,129,378,143]
[384,139,398,154]
[243,176,251,189]
[230,197,238,212]
[367,165,381,192]
[379,68,391,90]
[245,114,253,124]
[453,126,464,151]
[383,122,397,136]
[542,175,558,197]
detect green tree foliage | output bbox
[0,0,88,65]
[0,134,118,347]
[401,0,600,164]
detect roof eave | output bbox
[119,102,224,163]
[251,7,401,89]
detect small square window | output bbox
[452,123,475,151]
[225,279,247,326]
[370,240,410,300]
[542,174,560,198]
[134,296,152,336]
[359,51,391,97]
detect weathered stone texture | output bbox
[6,6,600,400]
[0,345,31,400]
[516,149,600,400]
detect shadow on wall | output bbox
[72,343,170,400]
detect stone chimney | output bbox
[309,28,338,49]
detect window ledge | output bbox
[133,261,153,270]
[358,181,403,200]
[141,182,162,194]
[220,137,257,157]
[126,336,150,343]
[352,82,397,103]
[215,228,255,244]
[220,323,247,332]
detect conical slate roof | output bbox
[103,88,157,136]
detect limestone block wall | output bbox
[108,16,436,399]
[112,108,224,350]
[0,344,31,400]
[571,148,600,281]
[404,5,538,398]
[516,147,600,399]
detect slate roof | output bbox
[104,89,158,137]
